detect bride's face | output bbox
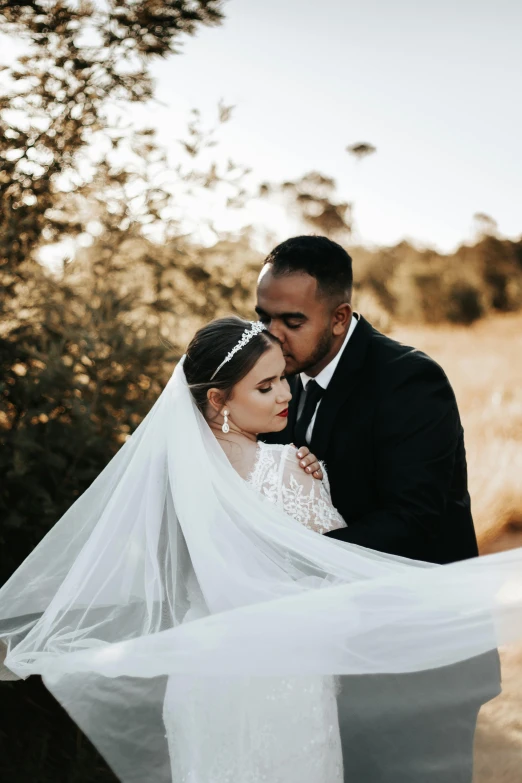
[227,344,292,435]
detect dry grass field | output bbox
[392,314,522,782]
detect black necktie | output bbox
[294,380,324,447]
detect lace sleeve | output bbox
[278,446,347,535]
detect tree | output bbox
[473,212,498,239]
[346,142,377,162]
[260,171,353,240]
[0,6,231,779]
[0,0,224,299]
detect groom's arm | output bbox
[325,356,470,563]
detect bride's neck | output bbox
[208,422,258,478]
[208,423,257,447]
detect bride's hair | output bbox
[184,316,279,416]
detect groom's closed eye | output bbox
[255,308,307,329]
[284,319,304,330]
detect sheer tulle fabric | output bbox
[0,359,521,782]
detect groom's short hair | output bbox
[263,235,353,302]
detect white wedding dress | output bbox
[163,442,347,783]
[4,358,519,783]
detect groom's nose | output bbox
[266,320,286,345]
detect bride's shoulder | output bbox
[252,442,301,475]
[257,441,298,460]
[257,442,319,480]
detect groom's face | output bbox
[255,266,335,376]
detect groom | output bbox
[257,235,500,782]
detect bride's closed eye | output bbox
[258,375,287,394]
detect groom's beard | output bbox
[291,329,334,376]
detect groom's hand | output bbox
[295,446,323,480]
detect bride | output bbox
[165,316,347,782]
[1,315,522,783]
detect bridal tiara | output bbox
[210,321,267,380]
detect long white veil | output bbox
[1,358,522,781]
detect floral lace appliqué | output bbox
[247,443,346,535]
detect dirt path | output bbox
[474,647,522,782]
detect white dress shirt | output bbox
[298,315,358,444]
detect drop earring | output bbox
[222,409,230,434]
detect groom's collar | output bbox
[301,314,373,457]
[300,314,359,392]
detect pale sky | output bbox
[3,0,522,254]
[141,0,522,252]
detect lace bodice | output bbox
[246,442,347,535]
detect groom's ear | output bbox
[332,302,353,336]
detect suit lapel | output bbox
[309,315,373,459]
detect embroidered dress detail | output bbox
[246,442,347,535]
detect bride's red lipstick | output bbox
[277,408,289,418]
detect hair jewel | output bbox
[210,321,267,380]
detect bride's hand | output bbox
[295,446,323,480]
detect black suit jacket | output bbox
[264,316,500,709]
[264,315,478,565]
